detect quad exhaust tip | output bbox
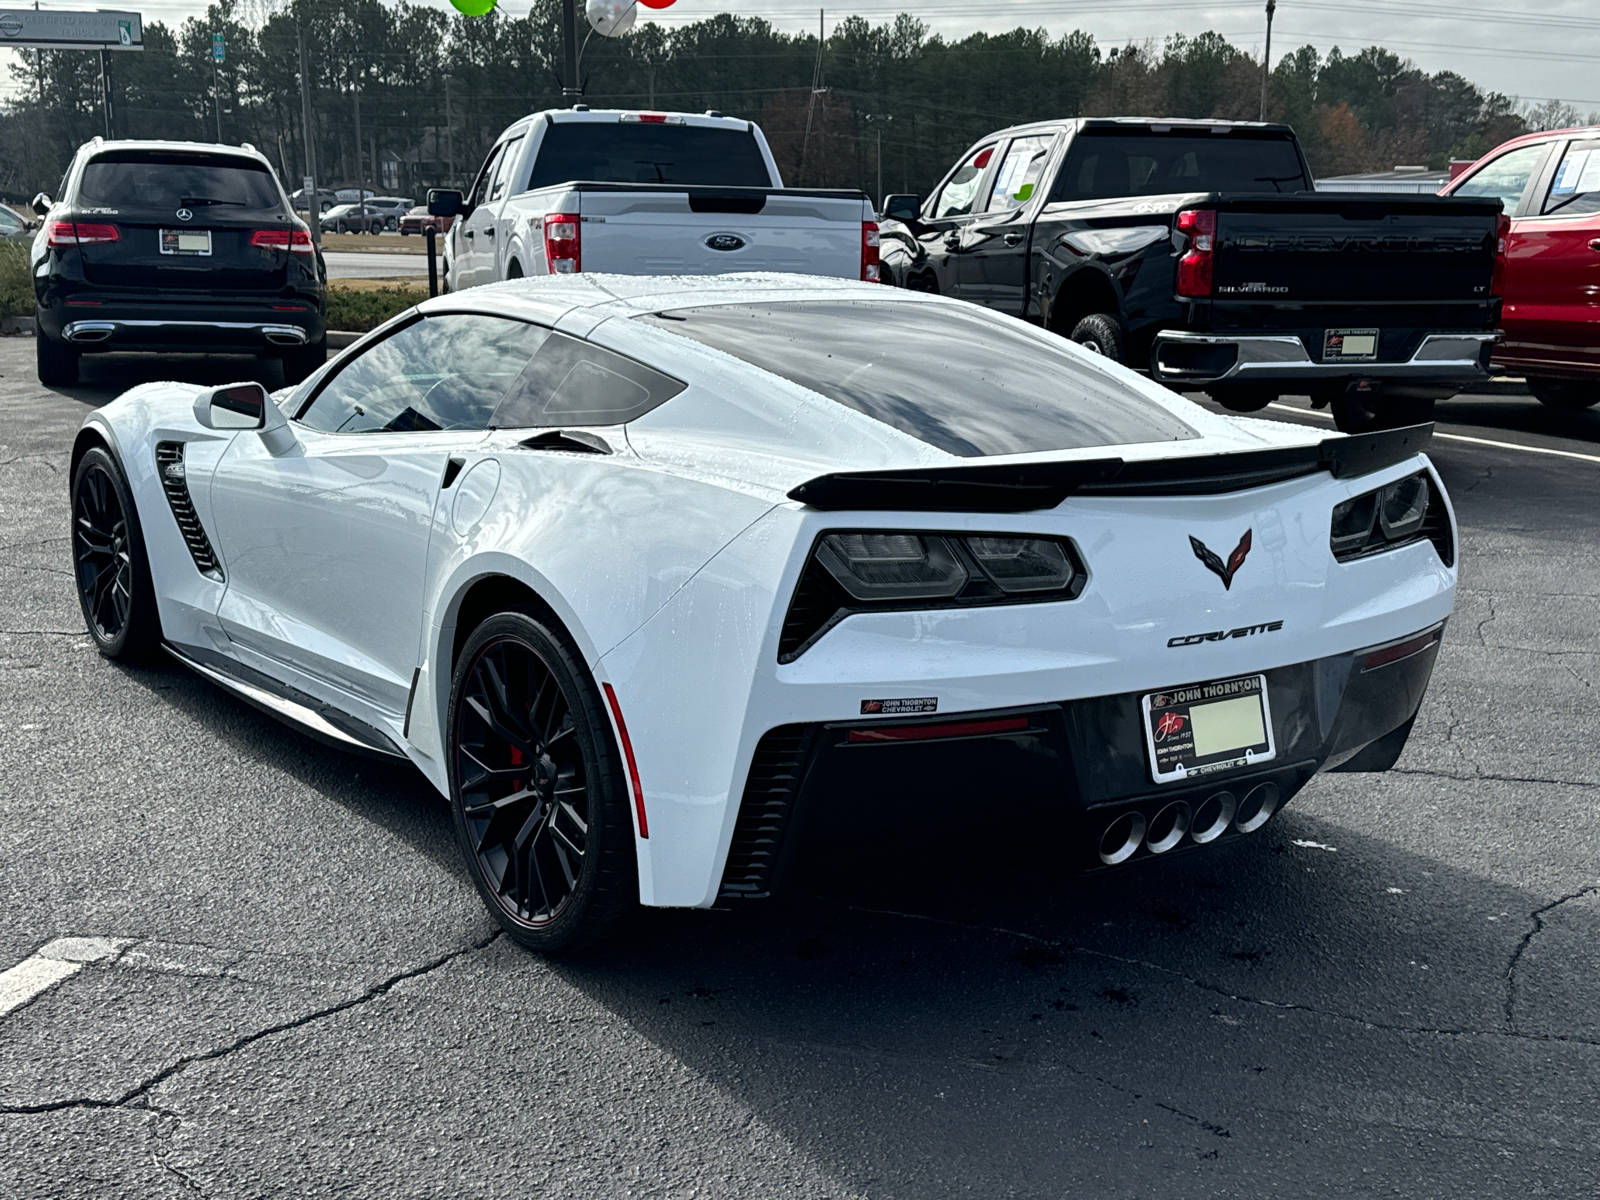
[1146,801,1191,854]
[1099,811,1147,866]
[1096,782,1282,864]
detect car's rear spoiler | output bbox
[786,424,1432,513]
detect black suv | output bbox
[32,139,327,386]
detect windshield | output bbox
[80,152,283,211]
[529,122,772,189]
[637,300,1197,458]
[1053,131,1309,200]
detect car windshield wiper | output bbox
[179,196,248,207]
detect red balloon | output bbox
[638,0,676,8]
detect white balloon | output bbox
[585,0,636,37]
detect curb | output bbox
[1,315,35,336]
[327,331,363,350]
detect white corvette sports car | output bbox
[70,274,1454,950]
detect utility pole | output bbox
[353,80,365,220]
[865,113,892,209]
[298,21,320,247]
[445,77,455,186]
[561,0,579,102]
[99,49,112,138]
[1259,0,1276,122]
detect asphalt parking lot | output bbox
[2,338,1598,1198]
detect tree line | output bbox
[2,0,1586,205]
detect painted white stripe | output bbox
[0,938,128,1017]
[1264,403,1600,465]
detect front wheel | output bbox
[1528,378,1600,410]
[71,446,162,659]
[448,610,638,953]
[1068,313,1125,364]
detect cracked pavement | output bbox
[4,340,1600,1197]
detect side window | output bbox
[929,144,995,220]
[1454,143,1549,213]
[1543,140,1600,216]
[489,136,524,202]
[491,333,685,428]
[467,143,505,209]
[298,314,550,434]
[984,135,1057,213]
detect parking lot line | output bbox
[0,937,127,1017]
[1265,403,1600,466]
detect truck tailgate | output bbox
[1212,194,1502,302]
[576,186,867,278]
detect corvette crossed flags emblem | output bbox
[1189,530,1252,590]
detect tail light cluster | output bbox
[250,229,314,254]
[544,212,581,274]
[1490,212,1510,297]
[778,531,1087,661]
[861,220,881,282]
[1329,471,1452,565]
[1175,208,1215,298]
[46,221,120,247]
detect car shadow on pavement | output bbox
[1432,395,1600,445]
[552,804,1600,1197]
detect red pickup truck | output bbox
[1442,126,1600,409]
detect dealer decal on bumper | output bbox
[862,697,938,715]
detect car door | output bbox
[206,312,552,714]
[911,142,1000,295]
[1506,137,1600,377]
[956,133,1059,315]
[454,142,506,289]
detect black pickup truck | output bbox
[878,118,1506,432]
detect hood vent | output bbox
[155,442,222,580]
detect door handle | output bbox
[1003,231,1025,247]
[1589,238,1600,252]
[943,230,960,251]
[484,226,495,237]
[441,457,466,489]
[464,229,475,239]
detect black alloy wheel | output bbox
[70,446,161,659]
[448,610,636,952]
[1528,377,1600,410]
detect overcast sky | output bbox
[3,0,1598,112]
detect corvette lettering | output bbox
[1168,620,1284,648]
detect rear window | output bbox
[637,301,1197,458]
[1053,131,1309,201]
[529,122,772,189]
[79,151,282,211]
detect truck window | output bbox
[930,145,994,220]
[637,300,1196,458]
[527,123,771,189]
[1542,140,1600,216]
[490,136,524,201]
[1453,143,1547,212]
[984,135,1056,213]
[468,143,506,208]
[1051,132,1308,200]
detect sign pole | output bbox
[298,22,320,249]
[561,0,578,101]
[212,32,224,142]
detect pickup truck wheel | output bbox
[507,260,523,279]
[1209,386,1277,413]
[1069,314,1124,364]
[1528,378,1600,410]
[1331,390,1434,433]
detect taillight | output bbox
[1490,212,1510,297]
[46,221,120,247]
[618,112,683,125]
[543,212,580,274]
[1175,208,1215,298]
[250,229,314,254]
[861,220,881,282]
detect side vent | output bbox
[718,725,818,900]
[155,442,222,580]
[1421,494,1455,569]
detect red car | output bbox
[1442,126,1600,410]
[399,205,454,236]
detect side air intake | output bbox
[718,725,817,900]
[155,442,222,580]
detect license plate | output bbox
[160,229,212,256]
[1323,327,1378,361]
[1141,674,1276,784]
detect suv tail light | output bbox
[543,212,581,274]
[250,229,314,254]
[46,221,120,247]
[1490,212,1510,297]
[861,220,881,282]
[1175,208,1215,298]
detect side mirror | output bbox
[195,382,274,431]
[882,193,922,224]
[32,193,53,217]
[427,188,463,219]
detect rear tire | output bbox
[1068,313,1125,364]
[1528,378,1600,410]
[281,336,327,386]
[71,446,162,660]
[1209,385,1277,413]
[1332,389,1435,433]
[37,326,80,386]
[448,609,638,954]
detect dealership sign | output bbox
[0,9,143,50]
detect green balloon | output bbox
[450,0,496,16]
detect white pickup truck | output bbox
[441,108,880,288]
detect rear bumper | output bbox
[40,304,325,353]
[1151,330,1499,387]
[717,623,1444,900]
